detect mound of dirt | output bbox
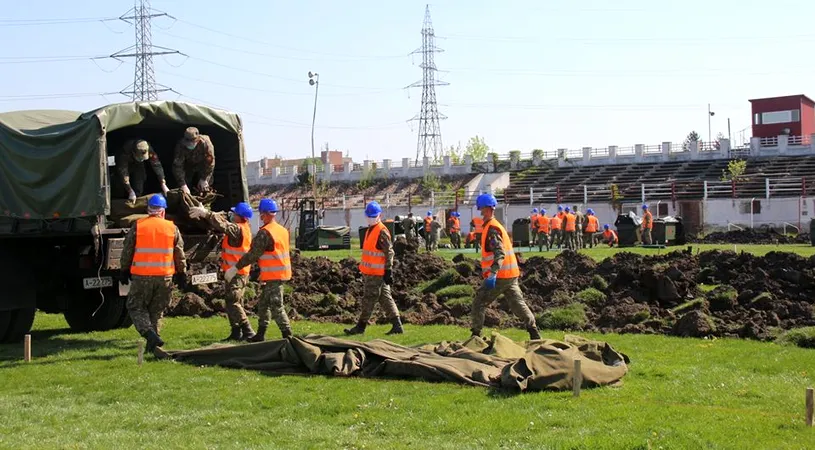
[690,229,806,245]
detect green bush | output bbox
[446,297,473,307]
[670,298,707,315]
[550,289,574,305]
[590,275,609,291]
[436,284,475,301]
[575,288,606,306]
[417,269,461,294]
[537,303,587,330]
[776,327,815,349]
[632,309,651,323]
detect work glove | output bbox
[119,269,131,285]
[160,182,170,195]
[173,272,188,290]
[127,189,137,202]
[198,179,210,192]
[484,273,497,290]
[224,266,238,283]
[188,206,208,219]
[180,184,191,196]
[383,269,393,286]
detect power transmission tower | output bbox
[111,0,181,101]
[408,4,448,165]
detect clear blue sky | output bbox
[2,0,813,162]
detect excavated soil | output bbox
[690,229,810,245]
[171,248,815,341]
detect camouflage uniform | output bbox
[402,216,416,244]
[471,225,536,336]
[429,220,442,251]
[173,130,215,190]
[573,209,585,249]
[115,140,166,198]
[120,221,186,336]
[203,211,251,328]
[234,227,291,334]
[447,217,461,249]
[357,227,399,323]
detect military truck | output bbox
[0,102,248,342]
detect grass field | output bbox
[302,243,815,262]
[2,314,815,449]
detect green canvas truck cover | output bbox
[0,101,244,220]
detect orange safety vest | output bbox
[472,217,484,233]
[467,232,476,243]
[424,217,433,233]
[360,221,389,276]
[550,215,562,230]
[480,218,521,279]
[536,215,550,233]
[642,211,653,229]
[221,221,251,276]
[258,221,292,281]
[585,216,599,233]
[530,213,539,229]
[602,229,618,242]
[449,217,460,233]
[131,216,176,277]
[564,213,577,232]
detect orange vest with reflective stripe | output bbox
[536,215,550,233]
[480,218,521,279]
[603,229,618,242]
[449,217,460,232]
[551,215,562,230]
[472,217,484,233]
[564,213,576,232]
[258,221,291,281]
[530,213,539,229]
[585,216,599,233]
[131,216,176,277]
[221,221,251,276]
[642,211,653,229]
[360,222,389,276]
[424,217,433,232]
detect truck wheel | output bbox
[64,290,128,332]
[0,307,36,343]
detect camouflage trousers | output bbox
[357,274,400,324]
[583,232,597,248]
[473,233,482,252]
[127,275,173,335]
[450,232,461,249]
[225,274,249,327]
[257,280,291,332]
[537,231,550,251]
[642,228,653,245]
[550,230,562,248]
[529,230,538,249]
[565,230,578,250]
[471,277,536,335]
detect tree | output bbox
[721,159,747,182]
[683,131,701,151]
[297,157,324,187]
[464,135,490,162]
[445,142,463,164]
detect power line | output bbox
[0,17,119,26]
[439,33,815,45]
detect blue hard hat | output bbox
[427,210,432,216]
[476,193,498,209]
[231,202,253,219]
[532,208,539,213]
[148,194,167,209]
[604,224,610,229]
[541,208,546,214]
[557,205,564,211]
[258,198,279,213]
[365,201,383,218]
[565,206,571,212]
[642,204,648,209]
[452,211,460,217]
[587,208,594,215]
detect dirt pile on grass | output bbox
[170,248,815,340]
[690,229,806,245]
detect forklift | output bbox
[294,198,351,250]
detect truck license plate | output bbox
[191,272,218,285]
[83,276,113,290]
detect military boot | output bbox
[248,325,266,343]
[386,317,404,335]
[143,329,164,352]
[344,320,367,335]
[240,322,256,341]
[222,325,242,342]
[281,327,293,339]
[527,327,542,340]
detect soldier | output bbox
[345,201,403,335]
[423,211,433,252]
[225,198,292,341]
[470,194,541,341]
[601,224,619,247]
[189,202,257,341]
[572,205,585,249]
[115,139,169,202]
[402,212,417,246]
[119,194,187,352]
[563,206,577,250]
[470,215,484,253]
[641,204,653,245]
[173,127,215,196]
[535,208,551,251]
[583,208,600,248]
[430,215,442,251]
[447,211,462,249]
[552,205,565,249]
[529,208,540,251]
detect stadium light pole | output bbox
[308,71,320,202]
[708,104,715,144]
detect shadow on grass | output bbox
[0,332,137,366]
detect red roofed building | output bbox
[749,94,815,139]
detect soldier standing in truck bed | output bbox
[115,139,169,202]
[173,127,215,196]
